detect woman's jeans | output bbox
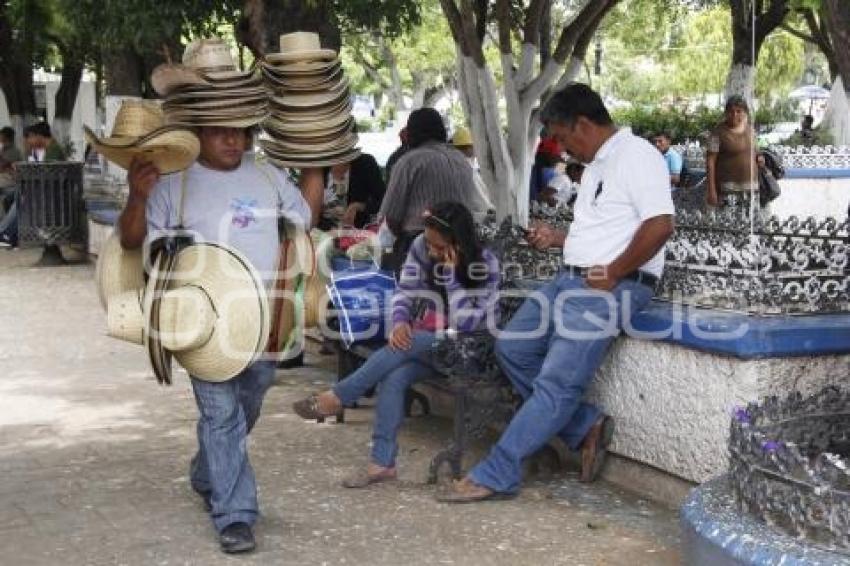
[189,359,276,532]
[333,331,436,467]
[469,272,654,494]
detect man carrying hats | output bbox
[118,37,322,554]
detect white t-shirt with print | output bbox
[562,128,674,277]
[146,155,311,284]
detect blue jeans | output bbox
[189,359,276,532]
[333,331,436,467]
[469,272,654,494]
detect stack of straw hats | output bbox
[84,100,199,174]
[104,240,271,384]
[151,37,269,128]
[261,32,359,167]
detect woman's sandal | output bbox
[292,393,344,424]
[341,467,398,489]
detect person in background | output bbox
[378,108,488,275]
[450,126,494,213]
[319,152,385,230]
[0,123,66,248]
[799,114,815,144]
[24,122,66,162]
[384,127,409,185]
[0,127,22,211]
[652,132,683,190]
[292,201,500,488]
[706,96,758,208]
[530,135,564,205]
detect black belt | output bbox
[562,264,658,288]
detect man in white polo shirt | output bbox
[439,83,674,502]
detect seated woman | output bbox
[292,201,500,487]
[319,152,385,231]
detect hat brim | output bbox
[261,59,340,76]
[153,63,260,97]
[85,126,200,174]
[263,132,358,153]
[95,232,145,311]
[262,65,344,89]
[264,49,337,64]
[264,150,361,169]
[144,242,270,382]
[270,86,349,109]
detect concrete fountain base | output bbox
[681,476,850,565]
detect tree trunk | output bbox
[824,0,850,95]
[252,0,340,57]
[724,0,789,101]
[382,39,406,112]
[442,0,619,224]
[105,48,143,97]
[0,6,38,153]
[53,53,85,151]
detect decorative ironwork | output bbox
[729,386,850,555]
[658,206,850,314]
[680,144,850,171]
[16,162,86,248]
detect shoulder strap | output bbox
[177,170,188,229]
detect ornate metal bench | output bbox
[327,214,569,483]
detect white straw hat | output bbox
[84,101,199,174]
[107,241,270,383]
[152,38,258,97]
[265,32,337,64]
[95,232,145,311]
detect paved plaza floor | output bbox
[0,247,682,565]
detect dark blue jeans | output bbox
[469,272,654,494]
[189,359,276,532]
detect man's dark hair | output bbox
[25,122,52,138]
[540,83,613,127]
[406,108,447,148]
[654,132,671,141]
[0,127,13,143]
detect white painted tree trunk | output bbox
[52,117,72,158]
[9,114,38,157]
[724,63,755,103]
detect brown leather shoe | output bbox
[580,415,614,483]
[435,477,513,503]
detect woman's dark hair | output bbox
[24,122,52,138]
[724,95,749,115]
[423,200,485,289]
[406,108,447,148]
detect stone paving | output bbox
[0,247,682,565]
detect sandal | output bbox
[435,477,514,503]
[292,393,344,423]
[341,467,397,489]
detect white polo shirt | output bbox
[562,128,674,277]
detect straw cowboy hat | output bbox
[265,32,337,65]
[152,37,269,128]
[151,37,258,97]
[259,30,359,167]
[106,241,270,383]
[84,101,199,174]
[95,232,145,311]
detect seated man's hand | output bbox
[525,221,559,250]
[389,322,413,351]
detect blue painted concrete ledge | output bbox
[631,301,850,359]
[681,476,850,565]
